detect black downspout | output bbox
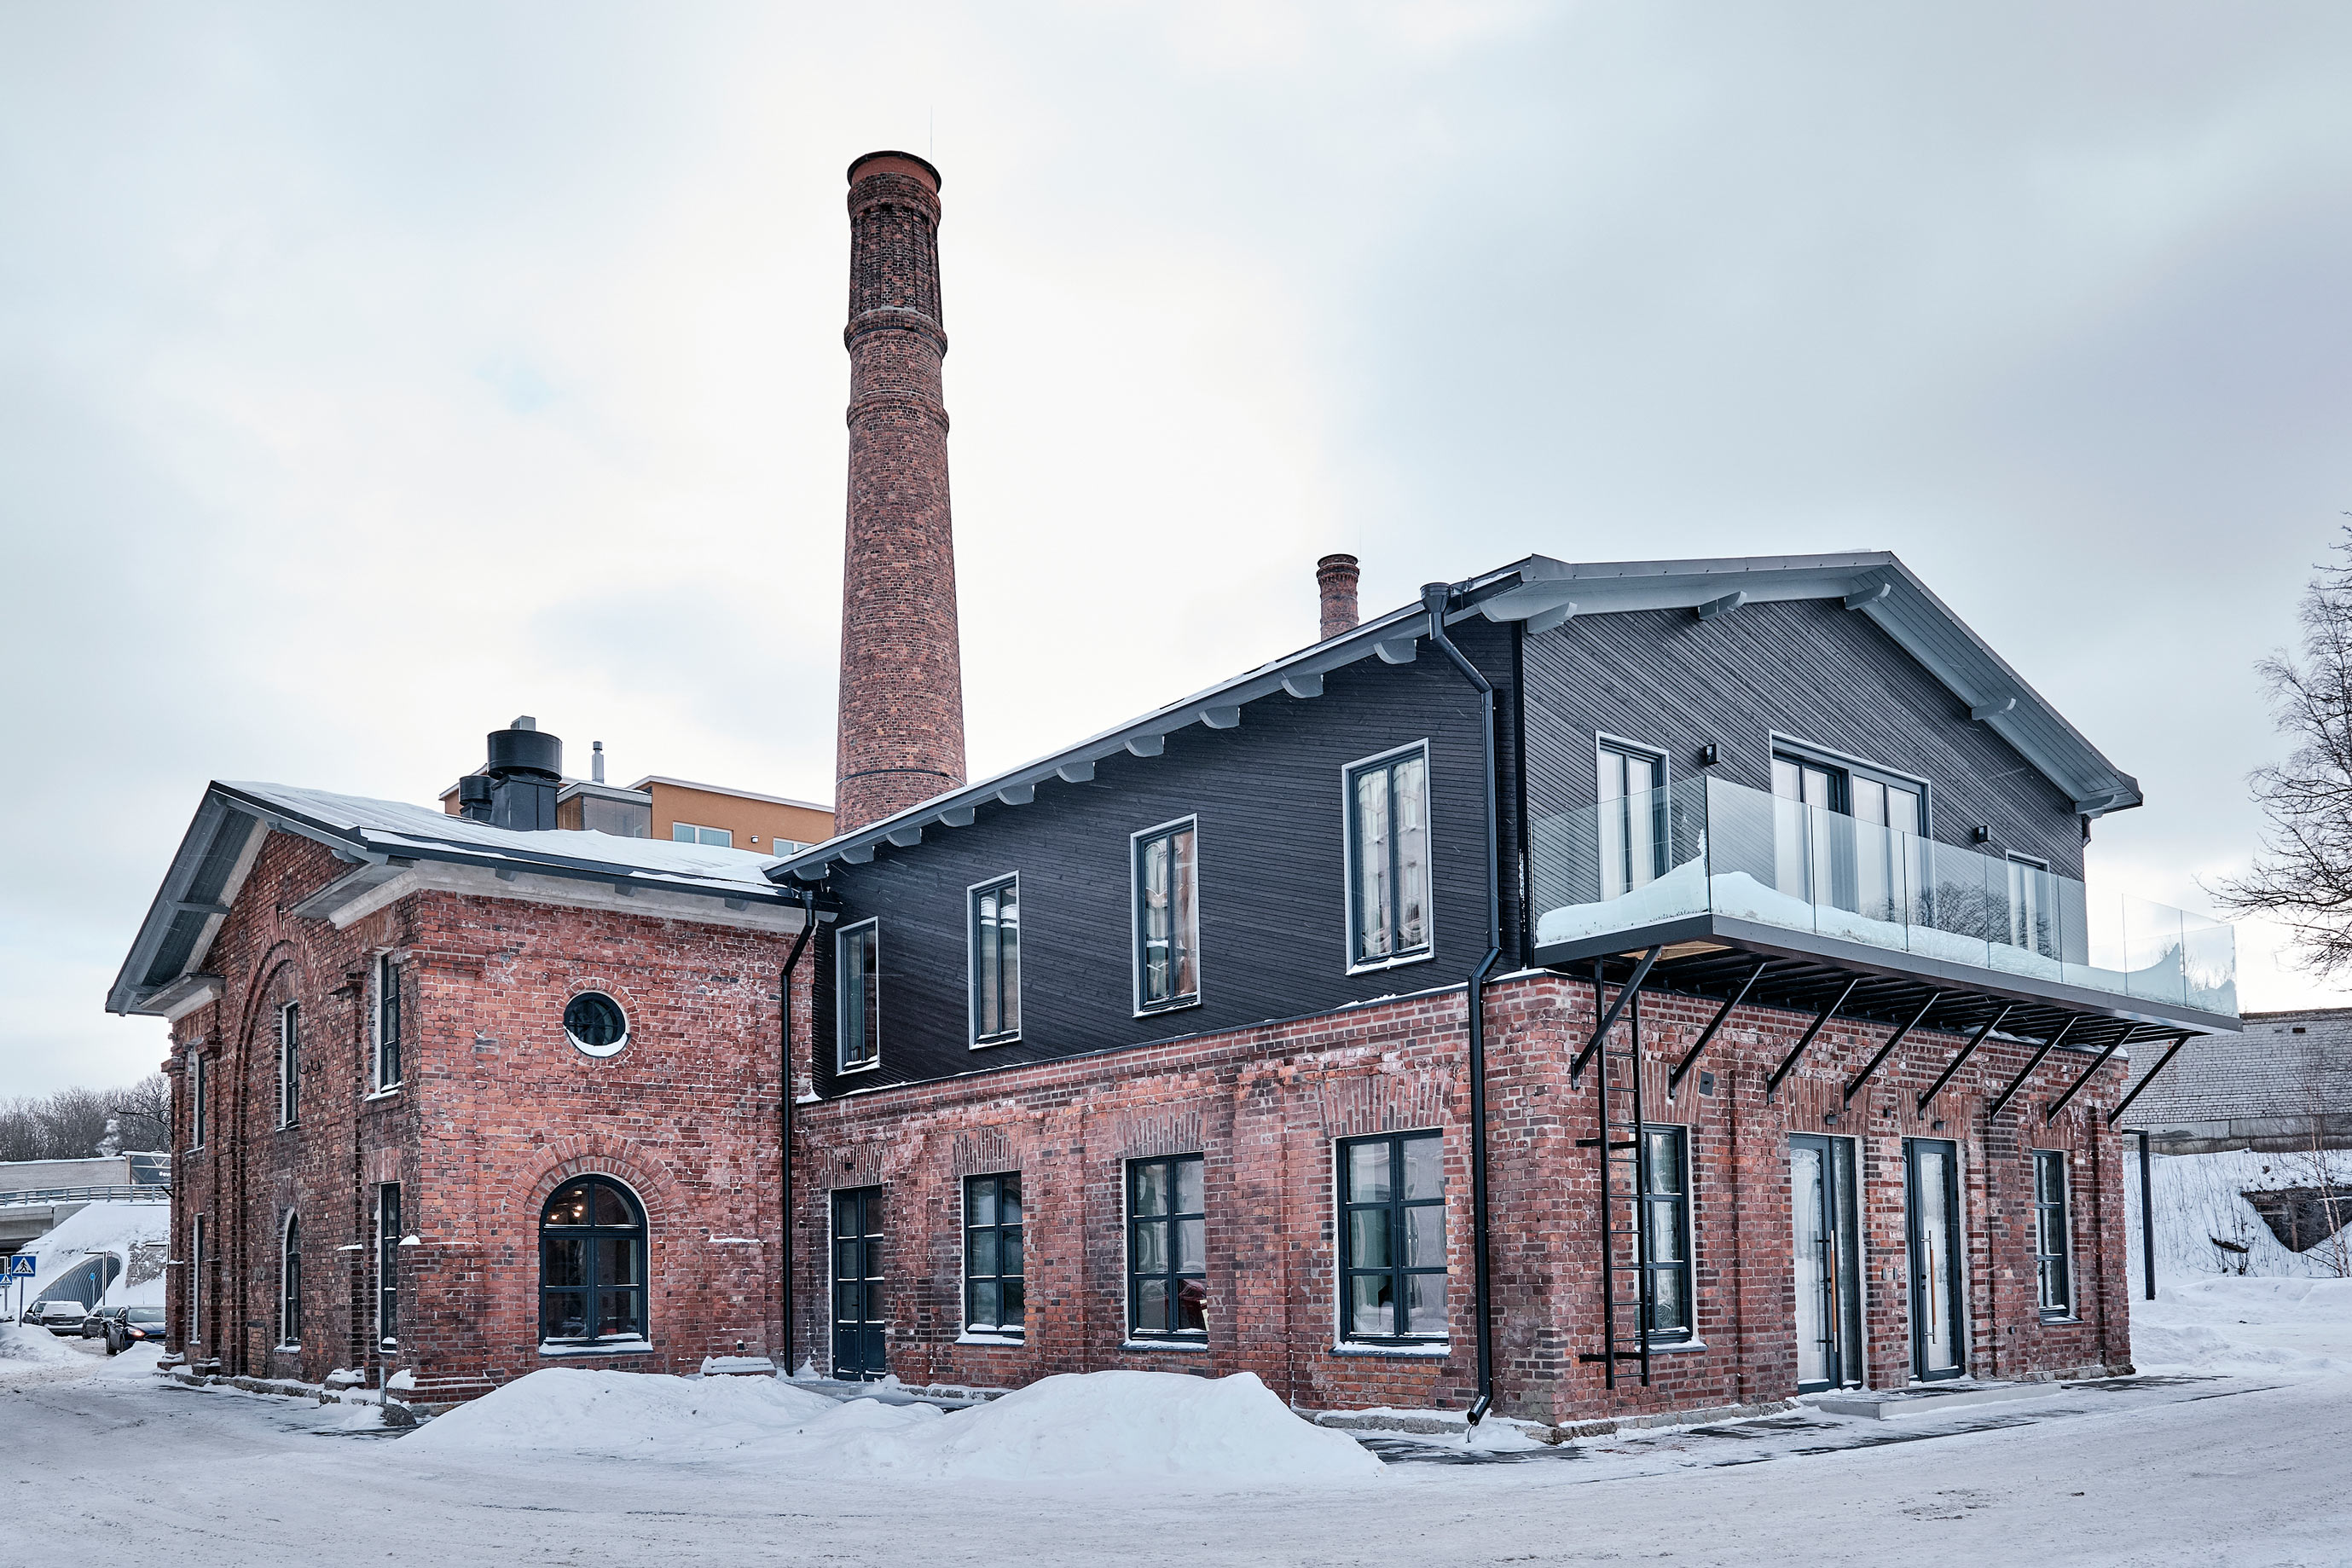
[779,888,818,1374]
[1421,581,1500,1426]
[2139,1128,2157,1302]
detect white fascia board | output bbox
[323,860,809,934]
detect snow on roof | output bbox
[223,782,789,891]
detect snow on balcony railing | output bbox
[1532,776,2236,1017]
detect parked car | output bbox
[99,1305,165,1355]
[27,1298,89,1335]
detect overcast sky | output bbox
[5,3,2351,1098]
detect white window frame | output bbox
[276,1002,300,1127]
[1130,815,1203,1016]
[669,821,733,847]
[276,1210,301,1350]
[966,873,1022,1049]
[372,953,403,1093]
[834,919,882,1075]
[1341,740,1437,975]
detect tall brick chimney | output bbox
[1317,553,1361,641]
[834,150,966,834]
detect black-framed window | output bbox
[2033,1150,2073,1318]
[2007,853,2056,958]
[278,1212,302,1348]
[277,1003,300,1126]
[963,1172,1024,1336]
[540,1176,646,1345]
[1128,1154,1206,1339]
[377,1183,402,1351]
[1597,740,1668,900]
[1134,819,1201,1011]
[970,876,1021,1044]
[189,1054,206,1149]
[837,921,880,1073]
[375,955,403,1090]
[1642,1125,1694,1342]
[1340,1131,1447,1342]
[1346,744,1432,967]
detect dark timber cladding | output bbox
[1522,598,2087,877]
[808,620,1517,1096]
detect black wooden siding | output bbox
[809,621,1515,1097]
[1519,598,2088,882]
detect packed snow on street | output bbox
[4,1282,2349,1565]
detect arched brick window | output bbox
[278,1212,302,1348]
[540,1177,646,1347]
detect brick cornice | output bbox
[845,387,950,433]
[843,308,947,356]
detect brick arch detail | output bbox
[524,1137,686,1231]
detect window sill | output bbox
[1121,1337,1209,1352]
[1133,998,1202,1020]
[1647,1337,1706,1355]
[2039,1315,2083,1327]
[969,1036,1021,1051]
[834,1061,883,1078]
[1330,1341,1451,1359]
[539,1338,653,1358]
[1347,950,1436,978]
[362,1085,403,1102]
[955,1332,1028,1348]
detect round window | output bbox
[563,992,629,1058]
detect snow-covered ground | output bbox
[2127,1146,2352,1279]
[2,1282,2346,1565]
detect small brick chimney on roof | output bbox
[834,150,967,835]
[1317,553,1361,641]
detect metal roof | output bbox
[768,550,2144,884]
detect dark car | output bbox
[101,1305,166,1355]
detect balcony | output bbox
[1532,775,2237,1033]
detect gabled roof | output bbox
[107,781,802,1017]
[2114,1010,2352,1129]
[768,549,2142,884]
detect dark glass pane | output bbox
[547,1183,592,1227]
[593,1183,634,1227]
[1136,1277,1169,1333]
[544,1238,583,1288]
[1404,1272,1447,1335]
[1000,1280,1024,1328]
[565,992,626,1048]
[970,1280,999,1329]
[1175,1218,1204,1274]
[598,1288,640,1336]
[1648,1270,1687,1333]
[1347,1143,1390,1203]
[835,1239,858,1280]
[999,890,1019,1035]
[833,1197,856,1239]
[1000,1177,1022,1225]
[863,1276,884,1319]
[1133,1218,1167,1275]
[966,1229,996,1278]
[1403,1137,1445,1201]
[835,1282,860,1322]
[1175,1156,1204,1216]
[544,1292,586,1339]
[1645,1130,1684,1195]
[1645,1199,1683,1264]
[861,1234,883,1276]
[1349,1274,1390,1328]
[1001,1226,1023,1277]
[1176,1277,1208,1332]
[863,1189,885,1237]
[1133,1161,1168,1218]
[1348,1210,1391,1270]
[970,1180,996,1227]
[1403,1206,1445,1269]
[600,1236,640,1287]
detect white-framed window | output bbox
[277,1212,302,1349]
[2033,1149,2074,1319]
[969,875,1021,1046]
[1597,738,1669,901]
[1343,742,1433,969]
[188,1213,205,1347]
[1133,817,1201,1013]
[276,1002,301,1127]
[670,821,733,847]
[188,1054,207,1149]
[374,954,403,1091]
[837,920,881,1073]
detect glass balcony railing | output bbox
[1531,776,2237,1018]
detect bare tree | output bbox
[0,1075,171,1163]
[2216,524,2352,974]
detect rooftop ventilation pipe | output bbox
[483,716,562,831]
[1419,580,1498,1426]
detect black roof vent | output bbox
[482,716,561,831]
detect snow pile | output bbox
[911,1371,1381,1483]
[2131,1276,2352,1376]
[2125,1147,2352,1280]
[403,1368,840,1457]
[403,1367,1380,1485]
[16,1199,169,1307]
[0,1322,86,1368]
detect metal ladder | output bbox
[1577,972,1651,1388]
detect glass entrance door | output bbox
[1789,1134,1862,1392]
[1904,1139,1966,1380]
[830,1186,887,1380]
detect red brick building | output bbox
[110,150,2236,1429]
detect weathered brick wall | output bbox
[167,830,800,1402]
[790,971,2134,1420]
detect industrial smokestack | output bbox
[1317,553,1361,641]
[833,150,967,834]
